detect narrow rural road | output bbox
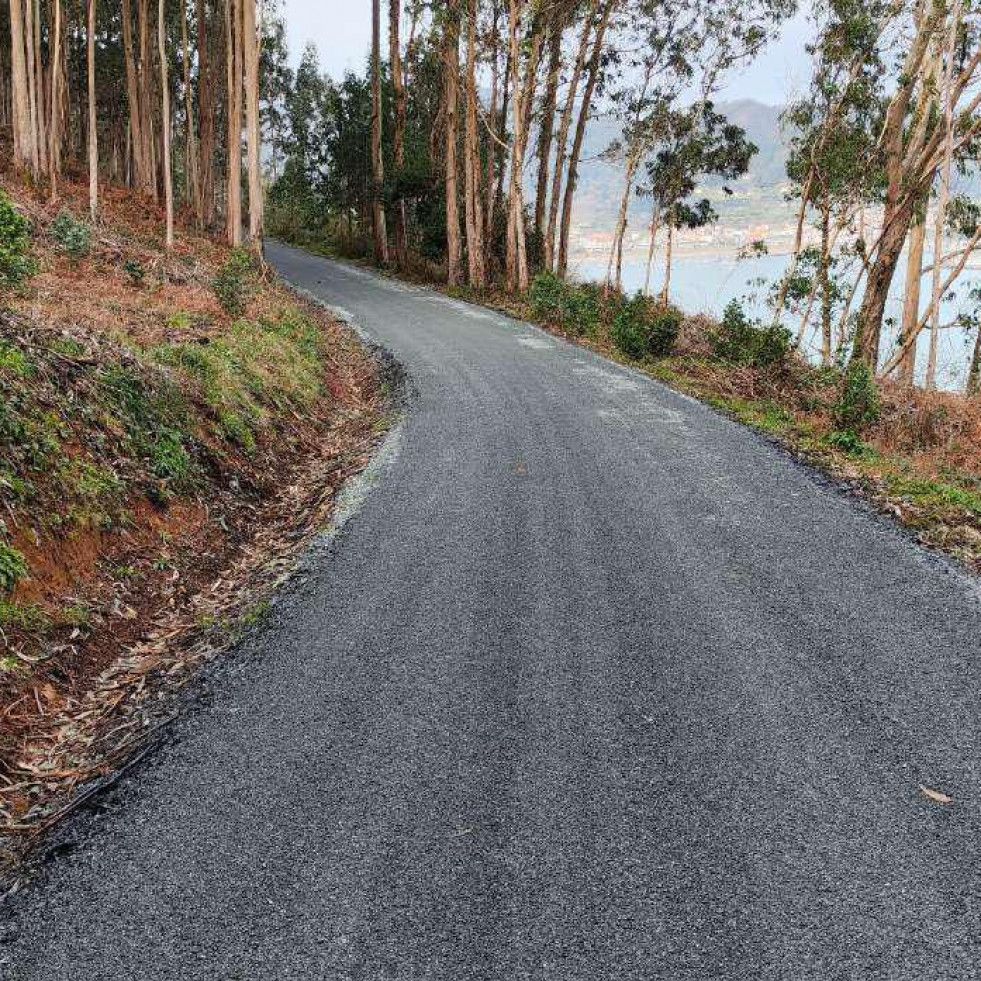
[4,243,981,979]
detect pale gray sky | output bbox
[282,0,812,106]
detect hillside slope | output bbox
[0,175,391,856]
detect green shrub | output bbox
[527,273,602,336]
[0,340,33,378]
[610,294,682,360]
[833,359,881,431]
[0,190,35,289]
[166,311,194,330]
[711,300,791,368]
[122,259,146,286]
[49,209,92,262]
[824,428,872,457]
[0,542,28,594]
[528,270,565,322]
[211,247,256,317]
[563,283,602,336]
[99,364,194,486]
[647,305,682,357]
[610,294,650,359]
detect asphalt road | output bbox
[3,243,981,979]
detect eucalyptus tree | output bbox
[851,0,981,370]
[779,6,881,363]
[606,0,789,295]
[637,103,756,301]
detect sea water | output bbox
[569,252,980,392]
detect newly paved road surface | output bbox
[4,244,981,979]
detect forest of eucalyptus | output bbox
[0,0,264,251]
[1,0,981,390]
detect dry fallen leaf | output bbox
[919,785,953,805]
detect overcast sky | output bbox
[280,1,813,107]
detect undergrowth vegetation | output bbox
[0,190,34,289]
[0,181,379,703]
[0,304,332,553]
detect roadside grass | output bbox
[0,180,379,707]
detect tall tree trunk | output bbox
[122,0,152,194]
[463,0,485,287]
[159,0,173,250]
[851,7,942,367]
[771,170,813,326]
[503,0,542,293]
[853,200,914,368]
[898,205,927,385]
[48,0,62,199]
[534,14,563,239]
[968,325,981,395]
[197,0,216,227]
[370,0,389,263]
[443,0,462,286]
[556,0,613,279]
[642,200,661,296]
[493,34,510,240]
[605,152,640,294]
[9,0,37,174]
[31,0,48,175]
[484,0,500,247]
[225,0,242,245]
[926,0,961,391]
[180,0,200,220]
[818,199,832,365]
[390,0,408,269]
[87,0,97,219]
[661,221,674,304]
[21,0,40,175]
[243,0,263,250]
[137,0,158,197]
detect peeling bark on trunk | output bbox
[661,221,673,304]
[642,199,661,296]
[243,0,263,251]
[197,0,216,228]
[503,0,542,293]
[159,0,173,250]
[605,151,640,294]
[9,0,37,174]
[926,0,961,391]
[898,206,927,385]
[48,0,62,200]
[87,0,98,219]
[444,0,462,286]
[818,199,832,365]
[180,0,201,221]
[370,0,388,263]
[463,0,486,288]
[546,2,596,268]
[484,0,501,248]
[225,0,242,245]
[390,0,408,269]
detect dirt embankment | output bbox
[0,176,395,872]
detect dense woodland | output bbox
[1,0,981,390]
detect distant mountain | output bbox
[562,99,789,229]
[713,99,788,187]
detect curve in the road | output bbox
[3,243,981,980]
